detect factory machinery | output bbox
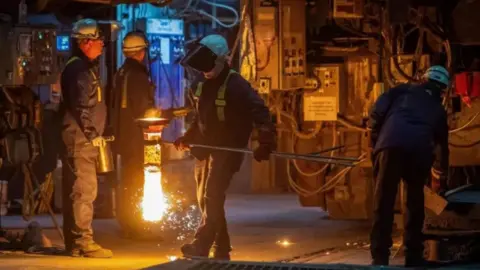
[240,0,480,265]
[1,0,480,267]
[108,0,480,265]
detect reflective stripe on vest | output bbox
[195,70,236,122]
[65,56,102,102]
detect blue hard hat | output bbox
[423,65,450,87]
[199,34,229,57]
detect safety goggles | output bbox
[180,43,217,73]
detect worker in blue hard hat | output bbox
[368,65,450,267]
[176,34,276,260]
[110,31,155,238]
[60,18,112,258]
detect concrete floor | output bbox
[0,194,373,269]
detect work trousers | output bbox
[192,151,243,252]
[116,145,144,235]
[62,144,99,250]
[370,148,432,264]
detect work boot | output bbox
[371,257,389,266]
[211,246,232,260]
[71,242,113,258]
[405,256,427,268]
[181,243,209,259]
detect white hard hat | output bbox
[122,32,148,52]
[199,34,229,57]
[71,18,102,40]
[423,65,450,87]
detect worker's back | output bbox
[374,82,447,153]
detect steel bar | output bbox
[188,143,358,162]
[305,145,345,155]
[162,141,359,166]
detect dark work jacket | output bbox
[111,58,154,155]
[184,66,274,156]
[369,82,449,173]
[60,52,106,153]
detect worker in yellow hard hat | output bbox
[60,18,112,258]
[110,31,155,238]
[176,34,276,260]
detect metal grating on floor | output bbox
[143,259,406,270]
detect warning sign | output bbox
[303,95,338,121]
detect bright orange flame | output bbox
[141,165,168,222]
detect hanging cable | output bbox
[197,0,239,29]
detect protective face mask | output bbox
[204,56,226,79]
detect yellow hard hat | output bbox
[122,31,148,52]
[71,18,102,40]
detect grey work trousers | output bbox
[192,151,243,252]
[62,144,99,250]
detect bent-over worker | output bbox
[368,65,450,267]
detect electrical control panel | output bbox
[253,0,306,91]
[303,64,346,121]
[0,24,58,86]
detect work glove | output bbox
[174,136,190,151]
[253,144,274,162]
[254,127,277,162]
[91,136,107,147]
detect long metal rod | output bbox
[162,141,359,166]
[188,143,358,162]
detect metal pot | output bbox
[97,137,115,174]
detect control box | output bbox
[253,0,306,91]
[0,24,58,86]
[303,64,346,121]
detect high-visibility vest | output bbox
[65,56,103,102]
[194,70,236,122]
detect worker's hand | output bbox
[91,136,107,147]
[174,136,190,151]
[253,144,273,162]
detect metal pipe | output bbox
[160,141,358,166]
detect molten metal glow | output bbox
[167,256,178,261]
[276,239,293,247]
[141,166,168,222]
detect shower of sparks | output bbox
[139,143,200,241]
[141,166,168,222]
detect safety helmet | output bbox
[423,65,450,88]
[199,34,229,57]
[71,18,102,40]
[122,31,149,52]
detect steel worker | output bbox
[176,34,276,260]
[368,65,450,267]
